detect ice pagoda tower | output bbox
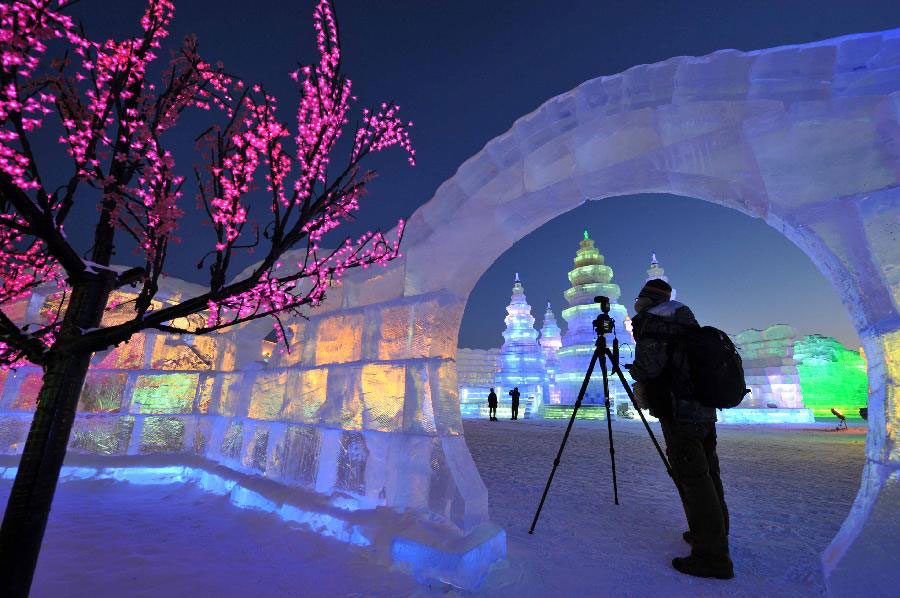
[494,273,545,417]
[556,230,633,408]
[539,302,563,405]
[646,252,675,299]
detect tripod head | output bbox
[593,295,615,336]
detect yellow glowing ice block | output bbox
[360,364,405,432]
[315,314,363,365]
[282,368,328,423]
[248,371,289,420]
[378,305,413,360]
[132,374,199,414]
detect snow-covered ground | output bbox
[1,418,865,597]
[469,418,866,597]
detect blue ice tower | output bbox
[494,274,545,417]
[539,302,562,405]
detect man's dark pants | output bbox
[511,402,519,419]
[659,417,730,562]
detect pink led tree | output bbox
[0,1,413,593]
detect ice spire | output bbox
[539,301,563,405]
[494,274,545,414]
[646,252,675,298]
[539,302,562,360]
[646,252,667,282]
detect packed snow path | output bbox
[469,418,866,597]
[0,420,865,597]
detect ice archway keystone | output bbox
[1,28,897,593]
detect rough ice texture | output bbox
[2,29,899,592]
[735,325,807,410]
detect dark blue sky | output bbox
[55,0,899,349]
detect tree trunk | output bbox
[0,277,112,597]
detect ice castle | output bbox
[555,230,634,409]
[493,274,545,417]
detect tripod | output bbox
[529,296,674,534]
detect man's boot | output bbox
[673,533,733,580]
[672,555,734,580]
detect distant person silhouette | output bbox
[487,388,498,421]
[630,278,732,580]
[509,387,520,420]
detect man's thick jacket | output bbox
[630,300,716,423]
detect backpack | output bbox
[680,326,750,409]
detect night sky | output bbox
[53,1,900,349]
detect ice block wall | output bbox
[1,28,898,596]
[0,279,489,536]
[794,334,868,419]
[457,348,501,418]
[734,325,806,409]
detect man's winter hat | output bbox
[638,279,672,303]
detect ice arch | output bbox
[380,28,900,594]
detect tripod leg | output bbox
[529,343,604,534]
[607,354,675,479]
[599,350,619,505]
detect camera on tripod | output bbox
[530,293,674,533]
[593,295,614,335]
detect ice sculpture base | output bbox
[0,454,505,590]
[391,523,506,589]
[541,405,607,420]
[718,408,815,424]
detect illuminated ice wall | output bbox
[0,274,490,544]
[556,231,634,409]
[457,348,501,417]
[734,325,806,409]
[539,302,563,405]
[494,275,545,417]
[794,335,868,418]
[718,325,814,424]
